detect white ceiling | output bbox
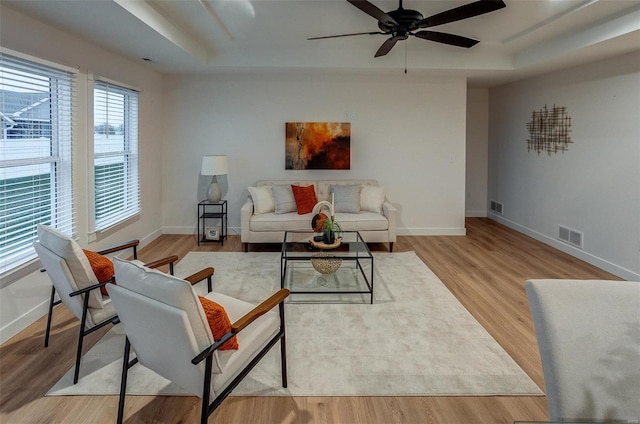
[5,0,640,86]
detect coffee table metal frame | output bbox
[280,230,374,304]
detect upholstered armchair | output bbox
[34,224,182,384]
[109,258,290,424]
[526,279,640,421]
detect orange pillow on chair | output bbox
[291,184,317,215]
[198,296,239,350]
[82,249,115,295]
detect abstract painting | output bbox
[285,122,351,170]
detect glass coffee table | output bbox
[280,230,374,304]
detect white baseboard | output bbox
[0,299,49,345]
[489,213,640,281]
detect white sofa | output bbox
[241,179,396,252]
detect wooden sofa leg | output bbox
[243,243,248,253]
[389,242,394,252]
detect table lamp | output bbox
[201,155,228,202]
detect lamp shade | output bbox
[201,155,228,176]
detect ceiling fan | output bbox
[308,0,506,58]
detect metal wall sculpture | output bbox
[526,105,572,155]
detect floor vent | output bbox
[559,225,583,248]
[490,201,503,215]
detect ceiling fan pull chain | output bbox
[404,41,408,74]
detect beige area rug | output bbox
[47,251,542,397]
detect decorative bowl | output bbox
[311,254,342,274]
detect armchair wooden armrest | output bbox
[184,267,214,292]
[96,239,140,258]
[144,255,179,275]
[232,289,289,333]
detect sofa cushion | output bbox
[360,185,385,214]
[272,185,297,214]
[291,184,317,214]
[316,180,377,202]
[248,185,275,215]
[331,184,361,213]
[334,211,388,231]
[250,212,314,232]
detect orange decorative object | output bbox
[312,212,328,232]
[291,184,318,214]
[82,249,115,295]
[198,296,239,350]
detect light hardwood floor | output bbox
[0,218,619,424]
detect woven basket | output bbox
[311,254,342,274]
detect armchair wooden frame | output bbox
[42,239,185,384]
[116,279,290,424]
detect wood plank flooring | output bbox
[0,218,619,424]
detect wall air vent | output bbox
[490,200,503,215]
[559,225,583,249]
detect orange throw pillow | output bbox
[82,249,115,295]
[291,184,317,215]
[198,296,239,350]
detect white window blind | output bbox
[93,80,139,231]
[0,51,76,274]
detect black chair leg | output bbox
[73,295,91,384]
[117,337,131,424]
[73,328,85,384]
[201,355,214,424]
[280,334,288,388]
[279,302,287,388]
[44,286,56,347]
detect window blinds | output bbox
[0,51,76,274]
[93,80,139,231]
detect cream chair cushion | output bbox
[113,258,222,374]
[111,259,282,398]
[37,224,103,309]
[526,279,640,421]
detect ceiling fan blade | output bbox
[308,31,384,40]
[347,0,398,26]
[417,0,506,28]
[374,37,400,57]
[414,31,479,48]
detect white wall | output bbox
[466,88,489,217]
[488,52,640,280]
[0,5,165,343]
[162,72,468,236]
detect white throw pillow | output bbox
[330,184,361,213]
[272,184,297,214]
[248,185,275,215]
[360,185,385,214]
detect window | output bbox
[0,51,76,274]
[92,80,139,231]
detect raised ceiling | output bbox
[4,0,640,86]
